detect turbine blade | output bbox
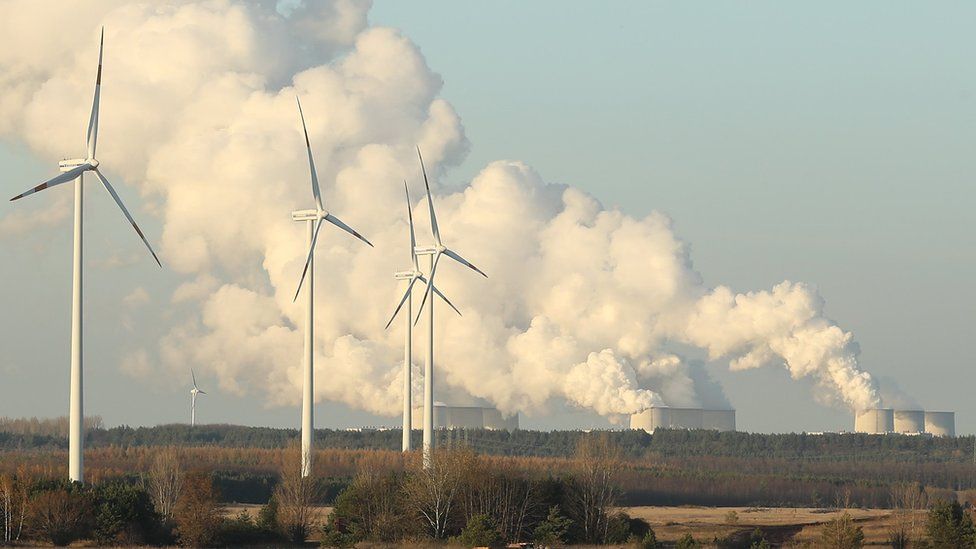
[293,218,324,302]
[444,248,488,278]
[417,147,440,244]
[384,277,418,330]
[9,164,91,201]
[420,277,464,316]
[86,27,104,159]
[428,279,462,317]
[414,252,441,326]
[324,213,373,247]
[191,368,197,388]
[296,96,323,211]
[404,181,417,269]
[198,390,207,395]
[94,168,162,267]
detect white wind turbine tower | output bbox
[189,369,207,427]
[384,182,460,452]
[291,97,373,477]
[9,28,161,483]
[412,148,487,466]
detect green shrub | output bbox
[217,511,281,546]
[676,532,702,549]
[457,514,504,547]
[640,529,660,549]
[927,500,975,548]
[604,512,631,544]
[92,481,159,545]
[321,509,363,548]
[820,512,864,549]
[603,511,651,543]
[257,494,278,531]
[533,505,573,546]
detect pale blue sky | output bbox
[1,2,973,433]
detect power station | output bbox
[411,404,518,431]
[630,407,736,433]
[855,408,955,436]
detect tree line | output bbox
[4,418,976,463]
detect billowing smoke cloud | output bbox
[0,0,881,420]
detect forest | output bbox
[3,417,976,509]
[5,418,976,546]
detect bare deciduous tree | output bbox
[275,447,321,543]
[568,432,622,543]
[890,481,927,540]
[29,487,92,546]
[340,452,403,541]
[404,447,474,539]
[173,470,222,547]
[461,457,536,542]
[146,447,184,520]
[0,466,32,544]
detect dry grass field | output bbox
[625,505,923,547]
[224,504,920,547]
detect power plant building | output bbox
[854,408,894,434]
[924,411,955,437]
[703,409,737,431]
[856,408,955,437]
[894,410,925,434]
[630,407,735,433]
[411,404,518,431]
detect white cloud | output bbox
[0,0,880,419]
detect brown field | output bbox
[223,504,919,547]
[624,506,921,547]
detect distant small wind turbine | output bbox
[384,182,460,452]
[9,28,161,483]
[412,148,486,467]
[189,369,207,427]
[291,97,373,477]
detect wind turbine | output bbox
[412,148,487,466]
[384,182,460,452]
[9,28,161,483]
[189,369,207,427]
[291,97,373,477]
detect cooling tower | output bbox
[631,407,734,433]
[482,408,519,430]
[925,411,955,437]
[630,409,655,432]
[411,404,518,431]
[702,409,736,431]
[854,408,894,433]
[894,410,925,434]
[669,408,704,429]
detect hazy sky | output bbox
[1,1,974,434]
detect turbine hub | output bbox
[87,158,99,168]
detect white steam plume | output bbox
[0,0,880,420]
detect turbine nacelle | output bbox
[59,158,90,172]
[394,269,421,280]
[414,245,440,256]
[291,208,323,222]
